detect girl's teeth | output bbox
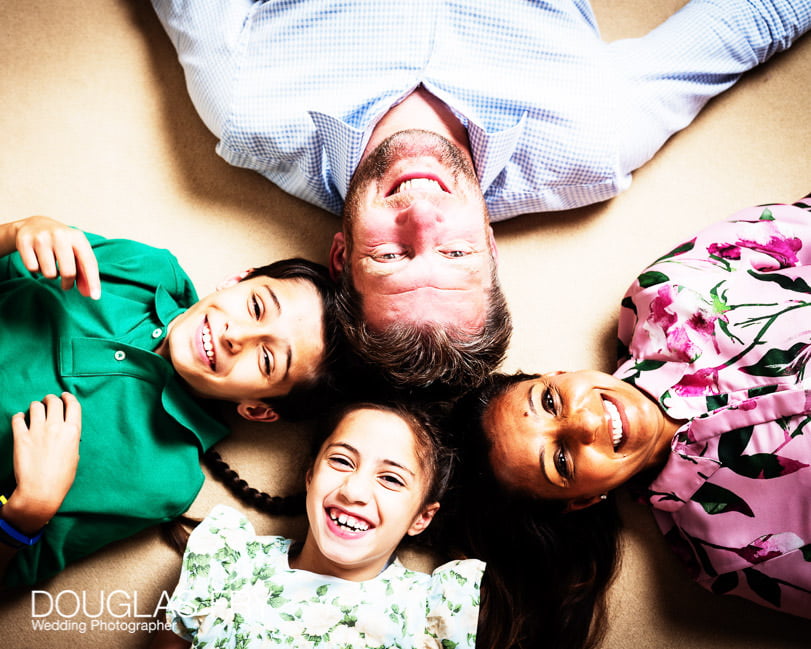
[330,510,369,532]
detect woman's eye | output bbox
[542,388,556,414]
[251,294,262,319]
[554,447,570,482]
[261,347,272,375]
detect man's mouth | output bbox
[328,508,370,532]
[603,399,625,451]
[387,176,448,197]
[201,318,216,370]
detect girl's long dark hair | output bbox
[442,372,623,649]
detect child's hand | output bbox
[13,215,101,299]
[3,394,82,534]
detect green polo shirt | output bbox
[0,232,229,587]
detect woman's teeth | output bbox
[604,400,623,449]
[202,320,215,369]
[329,509,369,532]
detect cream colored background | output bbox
[1,1,810,647]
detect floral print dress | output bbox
[614,199,811,618]
[165,505,484,648]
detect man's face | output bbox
[332,130,496,333]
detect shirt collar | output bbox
[153,285,230,450]
[308,104,527,202]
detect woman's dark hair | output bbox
[440,371,623,649]
[244,258,345,420]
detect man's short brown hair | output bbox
[334,261,512,394]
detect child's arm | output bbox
[0,215,101,299]
[149,628,191,649]
[0,394,82,583]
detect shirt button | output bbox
[152,328,163,339]
[114,350,126,361]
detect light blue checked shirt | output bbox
[153,0,810,221]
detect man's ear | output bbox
[217,268,254,291]
[328,232,346,281]
[407,502,440,537]
[564,495,603,513]
[236,400,280,423]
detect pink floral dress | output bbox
[614,199,811,618]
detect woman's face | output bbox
[300,407,439,581]
[483,371,675,509]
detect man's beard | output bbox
[343,129,480,225]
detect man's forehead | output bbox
[363,285,488,330]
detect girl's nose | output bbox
[338,471,370,505]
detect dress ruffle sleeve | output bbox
[164,505,273,643]
[424,558,485,649]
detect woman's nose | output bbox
[561,408,601,446]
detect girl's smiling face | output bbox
[295,407,439,581]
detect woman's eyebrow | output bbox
[538,447,555,487]
[527,383,537,415]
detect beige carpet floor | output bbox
[1,1,810,647]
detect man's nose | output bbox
[398,199,444,231]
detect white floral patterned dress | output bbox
[166,505,484,648]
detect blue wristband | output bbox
[0,496,45,548]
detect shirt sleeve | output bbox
[165,505,258,643]
[606,0,811,174]
[150,0,255,137]
[425,559,485,649]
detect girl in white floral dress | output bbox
[151,402,484,649]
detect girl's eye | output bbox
[251,294,263,319]
[380,474,405,488]
[261,347,272,375]
[554,446,571,482]
[328,456,352,470]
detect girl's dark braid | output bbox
[203,449,305,516]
